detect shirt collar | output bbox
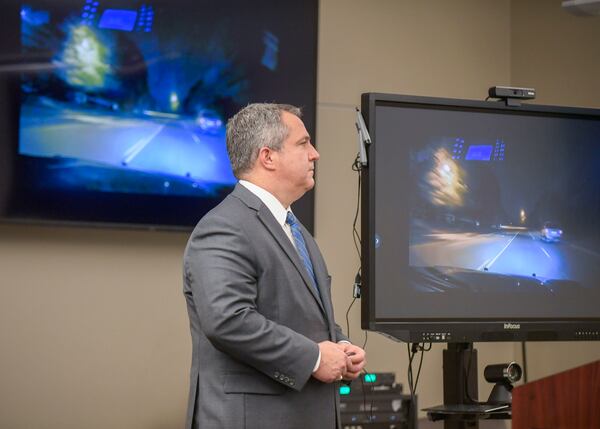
[239,180,290,227]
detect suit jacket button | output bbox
[290,380,295,386]
[284,376,289,383]
[274,371,280,378]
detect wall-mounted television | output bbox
[0,0,318,230]
[361,93,600,343]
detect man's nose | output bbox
[310,144,320,160]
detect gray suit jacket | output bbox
[183,184,348,429]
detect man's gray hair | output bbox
[226,103,302,178]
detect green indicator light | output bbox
[339,385,351,395]
[364,373,377,383]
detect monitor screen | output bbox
[0,0,318,230]
[361,93,600,342]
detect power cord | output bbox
[345,152,364,339]
[351,153,362,261]
[345,297,356,339]
[407,342,431,421]
[340,152,374,423]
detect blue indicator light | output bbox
[465,145,493,161]
[340,385,351,395]
[98,9,138,31]
[364,373,377,383]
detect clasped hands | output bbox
[313,341,366,383]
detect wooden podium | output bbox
[512,360,600,429]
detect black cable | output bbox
[358,366,375,423]
[407,344,417,425]
[345,297,356,339]
[344,152,363,341]
[406,342,431,423]
[341,152,373,423]
[351,153,362,260]
[413,342,430,393]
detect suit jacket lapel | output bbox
[256,206,326,314]
[231,183,326,315]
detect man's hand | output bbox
[338,343,366,380]
[312,341,349,383]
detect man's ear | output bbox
[257,146,277,171]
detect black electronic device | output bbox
[360,92,600,344]
[484,362,522,405]
[0,0,318,231]
[488,86,536,100]
[484,362,522,384]
[339,372,415,429]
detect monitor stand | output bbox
[423,343,511,428]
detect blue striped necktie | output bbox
[286,211,319,295]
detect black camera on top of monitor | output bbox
[488,85,536,100]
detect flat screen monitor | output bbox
[360,93,600,343]
[0,0,317,230]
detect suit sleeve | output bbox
[184,215,320,392]
[334,323,350,343]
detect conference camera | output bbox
[484,362,523,405]
[484,362,523,384]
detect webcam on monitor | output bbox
[488,86,536,100]
[488,85,536,106]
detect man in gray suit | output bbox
[183,103,366,428]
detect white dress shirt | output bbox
[239,180,296,247]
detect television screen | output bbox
[0,0,318,229]
[361,93,600,342]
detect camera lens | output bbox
[505,362,522,383]
[484,362,522,384]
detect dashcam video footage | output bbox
[409,135,600,295]
[18,1,285,197]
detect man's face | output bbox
[275,111,320,199]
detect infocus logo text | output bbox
[504,323,521,330]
